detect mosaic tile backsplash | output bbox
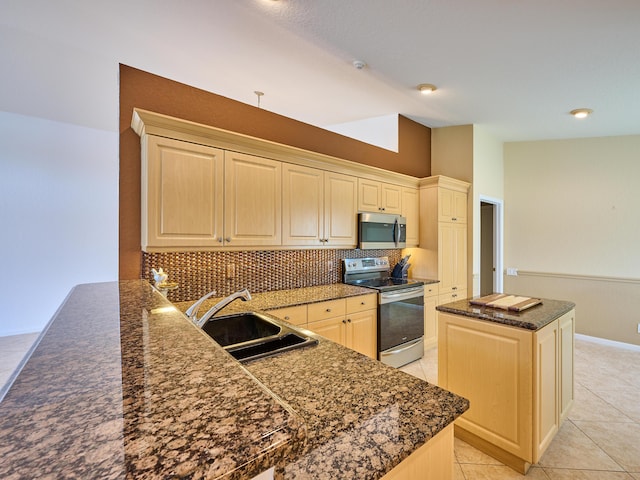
[142,249,402,303]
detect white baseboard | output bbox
[575,333,640,352]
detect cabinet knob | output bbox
[347,318,351,323]
[452,286,457,290]
[217,238,223,243]
[225,237,231,243]
[452,217,457,221]
[284,316,290,320]
[342,319,347,324]
[326,308,331,312]
[361,301,365,305]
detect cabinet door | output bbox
[347,309,377,359]
[142,135,224,250]
[358,179,381,212]
[401,187,419,246]
[282,164,323,246]
[438,188,467,223]
[424,295,438,349]
[308,317,346,346]
[438,223,467,292]
[534,320,559,462]
[559,310,575,424]
[381,183,402,214]
[224,152,281,246]
[324,172,358,246]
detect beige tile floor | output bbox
[399,337,640,479]
[1,333,639,479]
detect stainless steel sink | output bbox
[201,312,318,362]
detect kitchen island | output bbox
[436,295,575,474]
[0,281,468,479]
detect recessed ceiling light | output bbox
[418,83,437,95]
[570,108,593,119]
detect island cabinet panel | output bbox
[381,423,454,480]
[141,135,225,249]
[438,313,533,462]
[224,151,282,246]
[558,310,575,423]
[438,308,576,474]
[534,320,559,460]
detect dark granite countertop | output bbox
[436,295,576,330]
[0,281,468,479]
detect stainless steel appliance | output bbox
[343,257,424,367]
[358,213,406,249]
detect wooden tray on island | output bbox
[470,293,542,312]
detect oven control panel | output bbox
[344,257,390,273]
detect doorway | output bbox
[480,197,503,295]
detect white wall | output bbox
[472,125,504,295]
[2,1,399,336]
[0,113,118,335]
[504,135,640,345]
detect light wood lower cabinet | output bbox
[423,284,439,349]
[268,294,378,359]
[381,423,454,480]
[438,309,575,474]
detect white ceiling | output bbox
[2,0,640,143]
[231,0,640,142]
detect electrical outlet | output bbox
[637,323,640,334]
[506,267,518,276]
[328,260,334,270]
[226,264,235,279]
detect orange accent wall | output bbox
[119,64,431,279]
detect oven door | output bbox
[378,286,424,355]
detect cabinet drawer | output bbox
[308,299,346,322]
[438,290,466,305]
[346,293,377,313]
[424,284,439,298]
[268,305,307,326]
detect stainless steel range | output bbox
[343,257,424,367]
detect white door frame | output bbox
[479,195,504,293]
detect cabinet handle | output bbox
[452,217,457,221]
[452,286,457,290]
[452,294,458,298]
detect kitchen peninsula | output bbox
[436,295,575,474]
[0,281,468,479]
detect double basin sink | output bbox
[202,311,318,363]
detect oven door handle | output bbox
[379,286,424,304]
[380,337,423,356]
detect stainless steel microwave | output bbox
[358,213,406,249]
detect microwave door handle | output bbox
[394,218,399,247]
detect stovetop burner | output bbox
[342,257,423,292]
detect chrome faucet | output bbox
[185,288,252,328]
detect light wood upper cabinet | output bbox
[282,165,357,247]
[141,135,225,250]
[324,171,358,246]
[419,176,470,294]
[438,188,467,223]
[358,179,402,214]
[224,151,282,247]
[401,187,419,247]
